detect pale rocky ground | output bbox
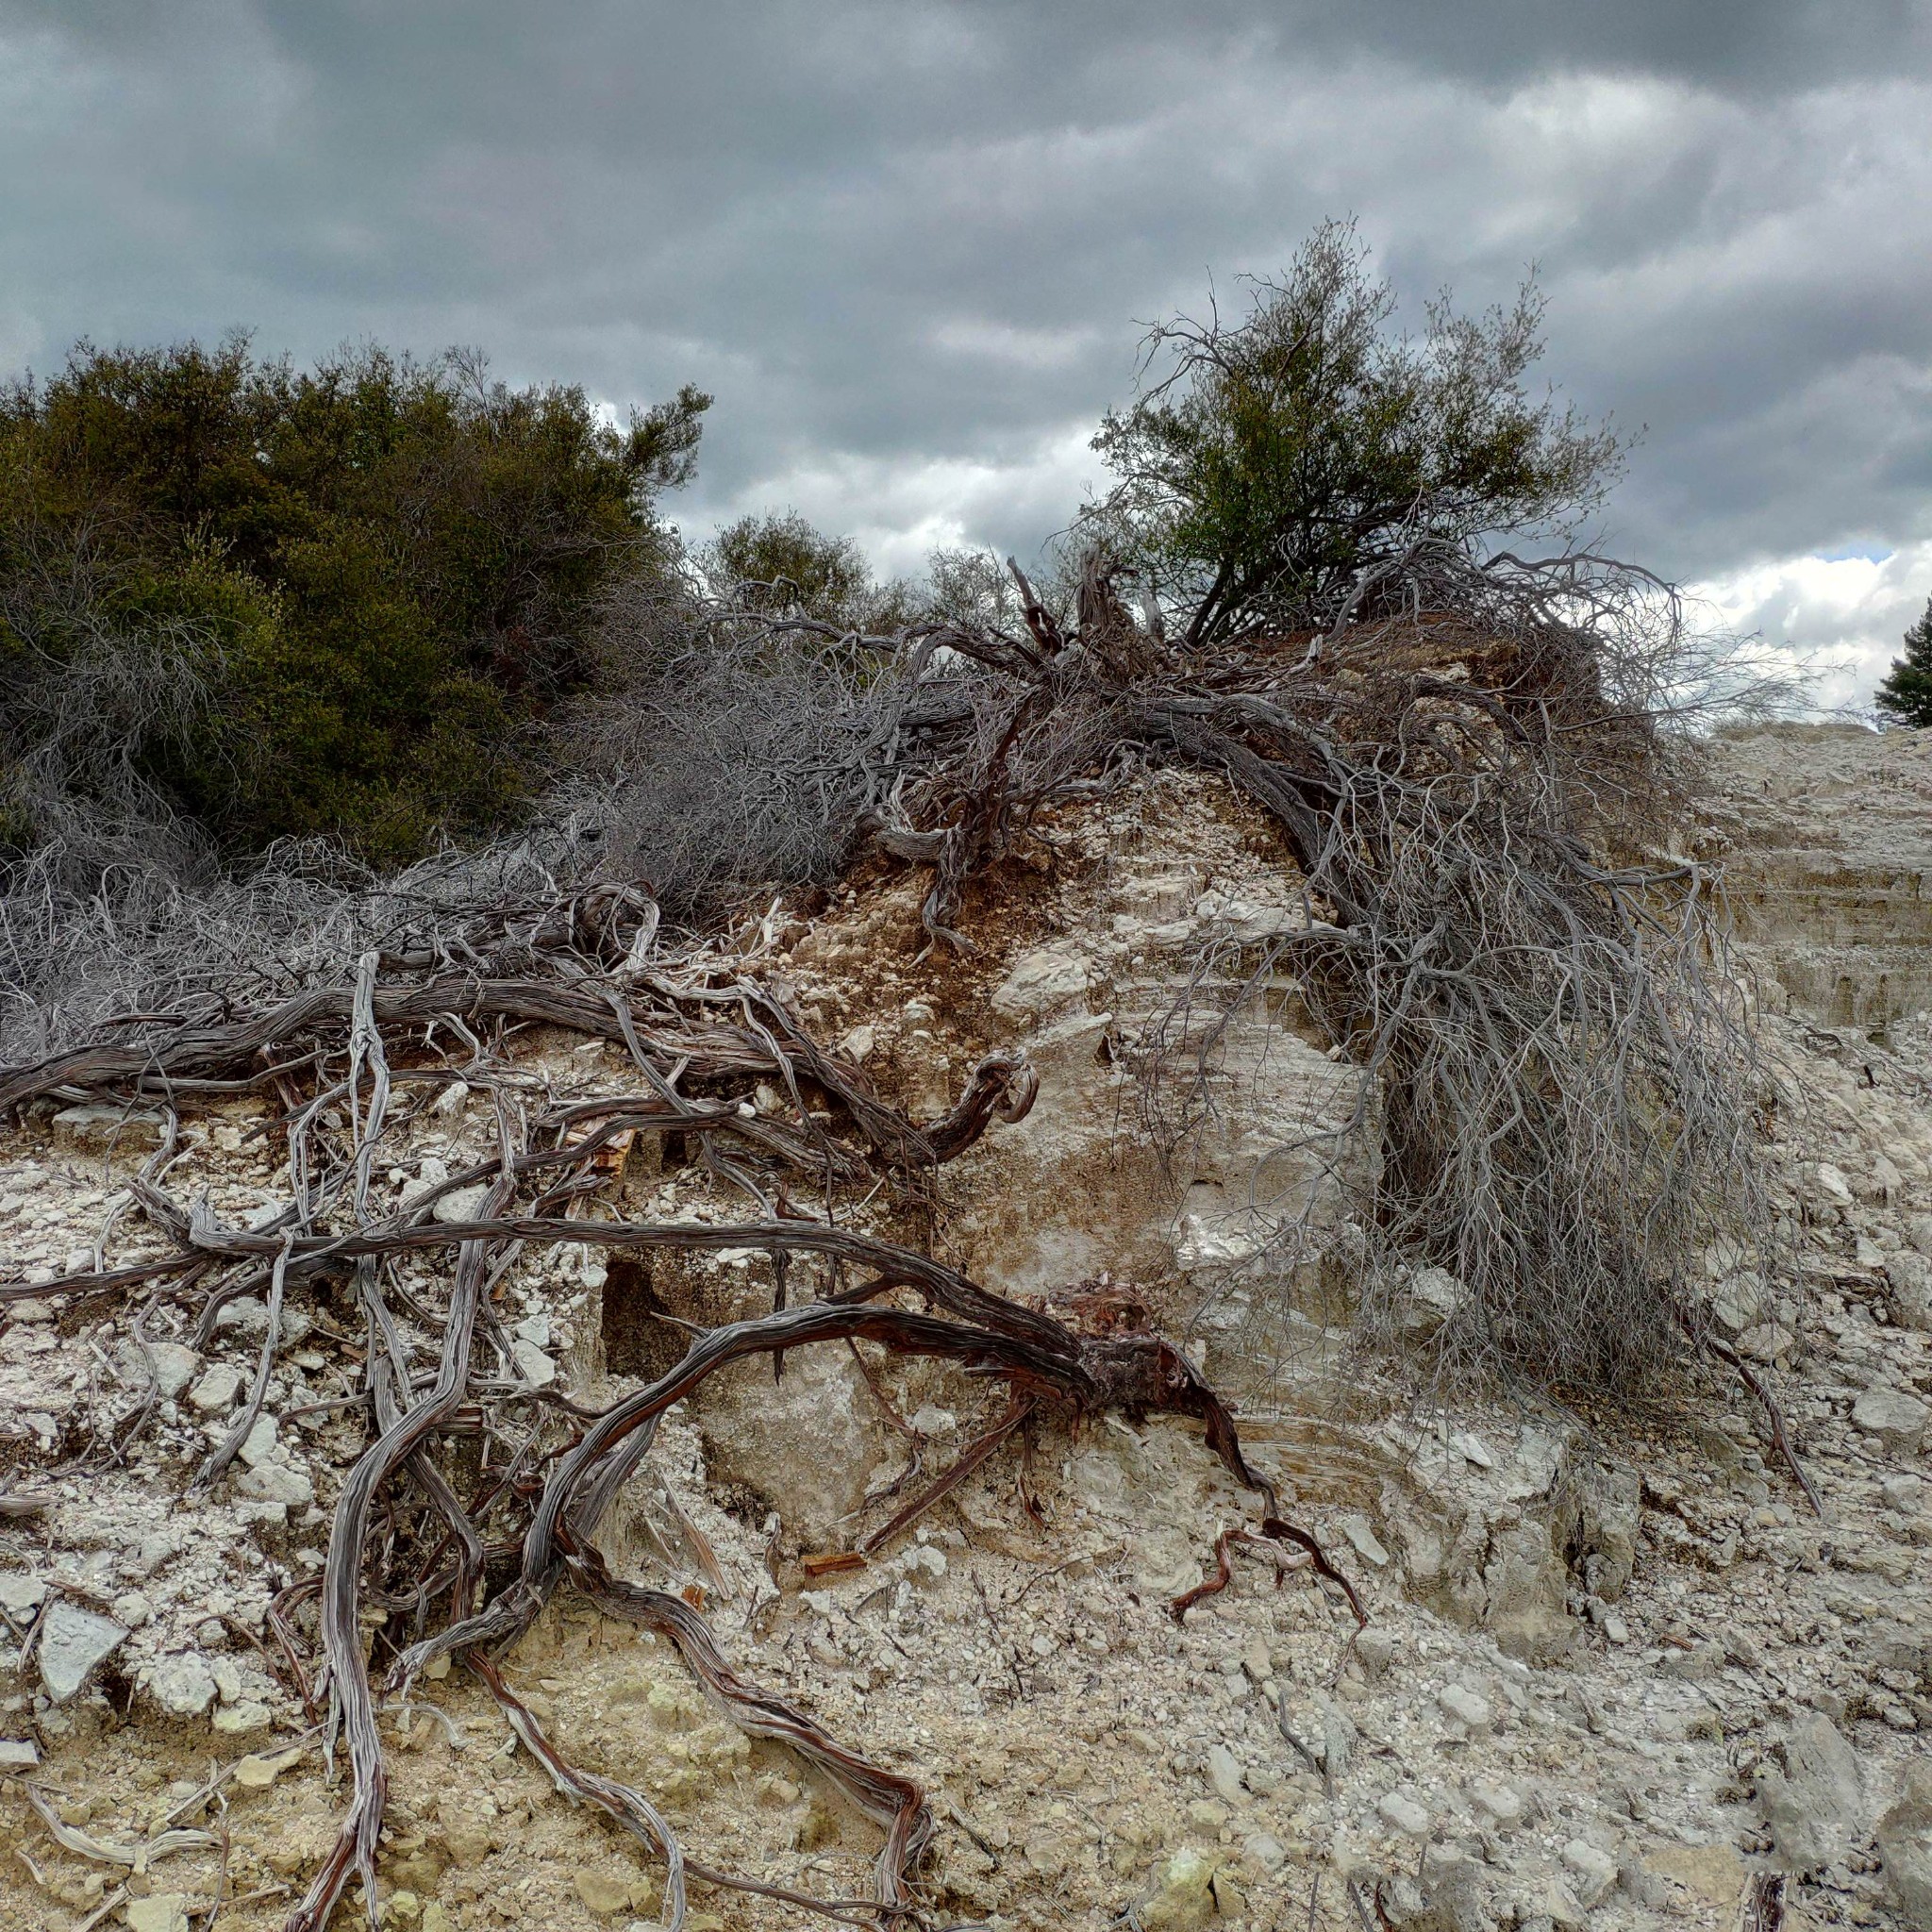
[1,723,1929,1932]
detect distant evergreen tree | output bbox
[1875,595,1932,726]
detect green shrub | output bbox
[1084,220,1623,646]
[0,336,708,858]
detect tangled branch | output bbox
[2,886,1341,1932]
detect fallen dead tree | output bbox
[0,901,1357,1931]
[531,530,1794,1411]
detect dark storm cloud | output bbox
[4,2,1931,692]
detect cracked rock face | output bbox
[1,731,1929,1932]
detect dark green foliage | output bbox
[0,336,707,859]
[1875,597,1932,726]
[701,509,911,630]
[1086,221,1624,647]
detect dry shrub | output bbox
[862,541,1790,1394]
[553,582,904,922]
[0,800,625,1065]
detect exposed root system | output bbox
[1,899,1347,1931]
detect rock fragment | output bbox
[125,1897,191,1932]
[574,1867,635,1915]
[1877,1759,1932,1928]
[0,1572,48,1616]
[1377,1789,1433,1838]
[1354,1627,1397,1677]
[1438,1683,1492,1730]
[50,1103,164,1152]
[111,1589,153,1628]
[236,1458,315,1508]
[1890,1250,1932,1330]
[1204,1743,1245,1806]
[38,1600,127,1703]
[1854,1384,1929,1454]
[1560,1840,1619,1908]
[1811,1162,1855,1210]
[1339,1512,1390,1566]
[189,1364,244,1411]
[432,1183,491,1224]
[233,1744,305,1789]
[147,1653,219,1719]
[1758,1711,1865,1872]
[990,946,1091,1021]
[1469,1780,1524,1829]
[1242,1832,1287,1874]
[510,1337,557,1387]
[237,1412,279,1466]
[142,1341,201,1400]
[1140,1845,1218,1931]
[1399,1265,1466,1340]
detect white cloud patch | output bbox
[695,422,1103,583]
[1689,543,1932,712]
[927,318,1101,371]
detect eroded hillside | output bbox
[1,726,1930,1932]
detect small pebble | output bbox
[1439,1683,1493,1730]
[1377,1790,1432,1837]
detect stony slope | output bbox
[0,724,1928,1932]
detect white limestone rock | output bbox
[237,1412,279,1467]
[236,1458,315,1508]
[38,1600,127,1703]
[146,1653,219,1719]
[1854,1385,1929,1455]
[50,1104,165,1152]
[990,946,1091,1021]
[1758,1712,1866,1872]
[432,1184,492,1224]
[511,1338,558,1388]
[142,1341,202,1400]
[0,1573,48,1616]
[189,1363,245,1411]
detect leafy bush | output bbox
[691,508,915,636]
[1084,220,1624,647]
[0,337,708,859]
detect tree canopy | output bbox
[1875,595,1932,727]
[1085,221,1624,648]
[699,508,910,631]
[0,337,708,860]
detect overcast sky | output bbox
[5,2,1932,705]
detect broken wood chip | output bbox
[800,1551,867,1578]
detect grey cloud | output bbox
[4,2,1932,681]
